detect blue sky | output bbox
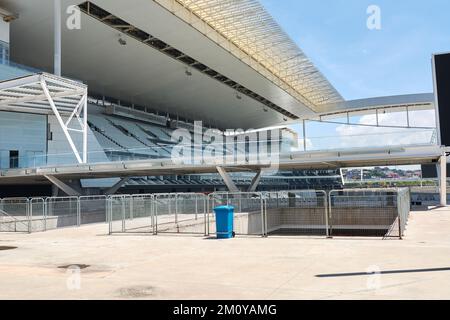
[260,0,450,99]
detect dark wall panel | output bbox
[421,164,450,178]
[434,53,450,146]
[0,185,52,198]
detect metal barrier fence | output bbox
[264,190,329,237]
[0,198,30,233]
[394,188,411,239]
[208,192,265,236]
[155,193,207,235]
[80,196,108,226]
[30,198,45,232]
[0,189,411,239]
[46,196,79,229]
[328,188,410,237]
[109,195,134,233]
[46,196,108,231]
[0,196,109,233]
[108,193,207,235]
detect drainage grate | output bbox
[58,264,90,270]
[118,286,156,298]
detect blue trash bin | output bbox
[214,205,235,239]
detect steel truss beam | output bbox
[0,73,89,164]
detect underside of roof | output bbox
[174,0,344,107]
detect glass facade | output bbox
[0,111,47,169]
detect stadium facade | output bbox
[0,0,447,202]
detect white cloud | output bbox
[335,110,436,148]
[292,138,313,151]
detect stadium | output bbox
[0,0,449,301]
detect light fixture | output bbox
[236,92,242,100]
[118,35,127,46]
[185,68,193,77]
[0,8,18,22]
[3,15,18,22]
[263,106,269,112]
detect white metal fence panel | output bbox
[108,195,132,234]
[209,192,265,237]
[0,198,30,233]
[80,196,107,226]
[155,193,207,235]
[127,194,154,233]
[46,196,79,229]
[263,190,329,236]
[1,188,410,240]
[30,198,46,232]
[329,189,405,237]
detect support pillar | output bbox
[45,175,81,197]
[54,0,62,76]
[105,177,130,195]
[247,169,263,192]
[216,167,239,193]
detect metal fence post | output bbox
[175,194,178,224]
[328,190,334,238]
[77,197,81,227]
[121,196,125,233]
[107,197,111,235]
[27,199,31,234]
[155,195,158,235]
[207,194,211,236]
[44,198,47,232]
[260,195,265,237]
[195,195,198,220]
[397,190,403,240]
[152,195,156,235]
[323,191,330,238]
[130,196,134,221]
[203,196,207,236]
[168,195,171,216]
[239,197,242,213]
[263,197,268,237]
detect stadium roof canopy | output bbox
[1,0,344,129]
[170,0,343,107]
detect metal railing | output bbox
[0,189,411,239]
[396,188,411,239]
[328,188,410,238]
[80,196,108,226]
[109,195,133,234]
[263,190,329,237]
[0,198,30,233]
[30,198,46,232]
[154,193,207,235]
[209,192,265,237]
[46,196,79,229]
